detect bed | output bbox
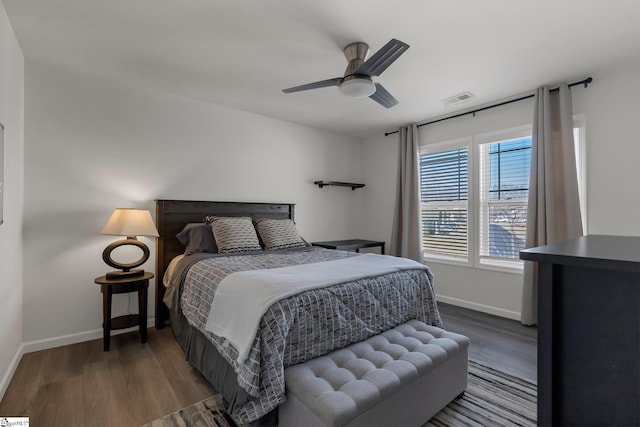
[154,199,442,424]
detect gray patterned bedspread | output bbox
[173,246,442,424]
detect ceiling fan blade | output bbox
[282,78,343,93]
[369,83,399,108]
[354,39,409,77]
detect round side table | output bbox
[94,272,154,351]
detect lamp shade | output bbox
[101,208,159,237]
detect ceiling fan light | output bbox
[339,77,376,98]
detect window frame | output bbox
[573,114,588,234]
[474,125,532,273]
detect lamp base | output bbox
[105,269,145,280]
[102,237,150,280]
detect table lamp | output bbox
[101,208,159,279]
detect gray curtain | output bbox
[521,83,583,325]
[390,124,423,262]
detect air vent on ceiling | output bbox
[443,92,475,106]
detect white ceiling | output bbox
[4,0,640,139]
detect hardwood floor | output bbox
[439,302,537,381]
[0,329,216,427]
[0,304,536,426]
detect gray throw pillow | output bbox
[176,223,218,254]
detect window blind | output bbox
[420,148,468,258]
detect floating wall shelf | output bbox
[314,181,365,190]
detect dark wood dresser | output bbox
[520,235,640,426]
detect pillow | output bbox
[205,216,262,254]
[176,223,218,254]
[255,219,307,251]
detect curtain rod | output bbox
[384,77,593,137]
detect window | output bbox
[420,140,470,263]
[419,120,585,273]
[478,130,531,268]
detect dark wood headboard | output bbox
[154,199,295,328]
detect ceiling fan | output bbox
[282,39,409,108]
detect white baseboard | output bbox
[1,316,156,401]
[22,316,156,354]
[0,343,25,403]
[22,327,106,354]
[436,294,521,321]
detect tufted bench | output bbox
[278,320,469,427]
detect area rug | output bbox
[143,359,536,427]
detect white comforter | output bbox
[204,253,428,364]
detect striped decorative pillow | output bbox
[205,216,262,254]
[255,219,306,251]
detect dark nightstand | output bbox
[94,271,153,351]
[312,239,386,254]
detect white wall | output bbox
[362,53,640,320]
[572,54,640,236]
[0,2,25,399]
[22,61,364,346]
